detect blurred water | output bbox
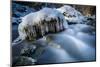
[12,24,96,65]
[36,24,96,64]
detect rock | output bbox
[17,7,68,42]
[12,56,36,66]
[57,5,86,24]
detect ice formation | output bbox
[57,5,86,23]
[14,7,68,43]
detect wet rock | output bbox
[12,56,36,66]
[85,15,96,27]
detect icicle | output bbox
[58,17,61,31]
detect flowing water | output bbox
[12,24,96,65]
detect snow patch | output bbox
[57,5,86,23]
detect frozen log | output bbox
[14,7,68,43]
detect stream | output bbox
[12,24,96,65]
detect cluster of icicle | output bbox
[13,7,68,44]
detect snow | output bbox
[12,17,22,24]
[12,3,36,24]
[57,5,86,23]
[20,7,67,25]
